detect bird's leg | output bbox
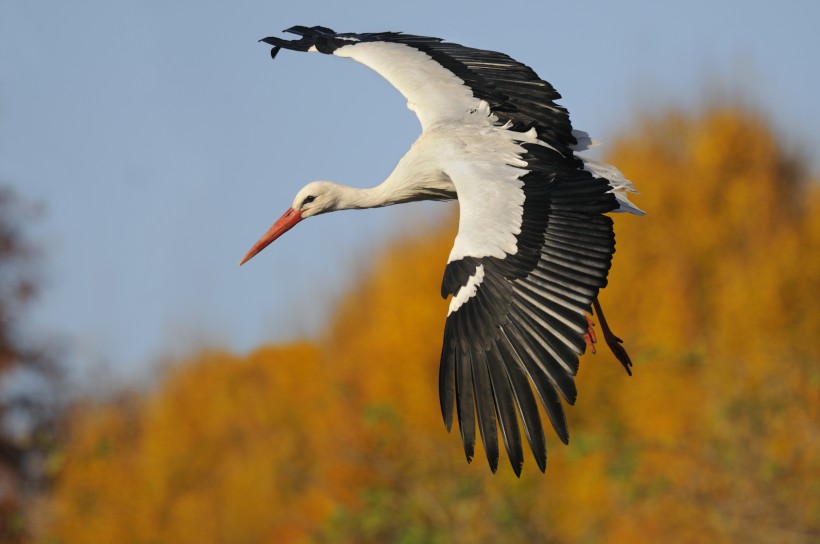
[592,298,633,376]
[584,315,597,354]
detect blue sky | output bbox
[2,1,818,386]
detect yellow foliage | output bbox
[39,105,820,543]
[45,345,333,544]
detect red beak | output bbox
[239,207,303,266]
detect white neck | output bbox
[334,155,456,211]
[331,180,452,210]
[311,133,457,213]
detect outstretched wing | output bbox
[439,141,619,476]
[261,26,579,161]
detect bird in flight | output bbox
[240,26,643,476]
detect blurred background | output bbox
[1,1,819,542]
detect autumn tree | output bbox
[310,104,820,543]
[577,105,820,543]
[41,104,820,544]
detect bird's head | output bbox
[290,181,342,219]
[239,181,341,266]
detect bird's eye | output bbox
[303,195,316,206]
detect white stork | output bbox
[240,26,643,476]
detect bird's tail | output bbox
[581,157,644,215]
[570,130,644,216]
